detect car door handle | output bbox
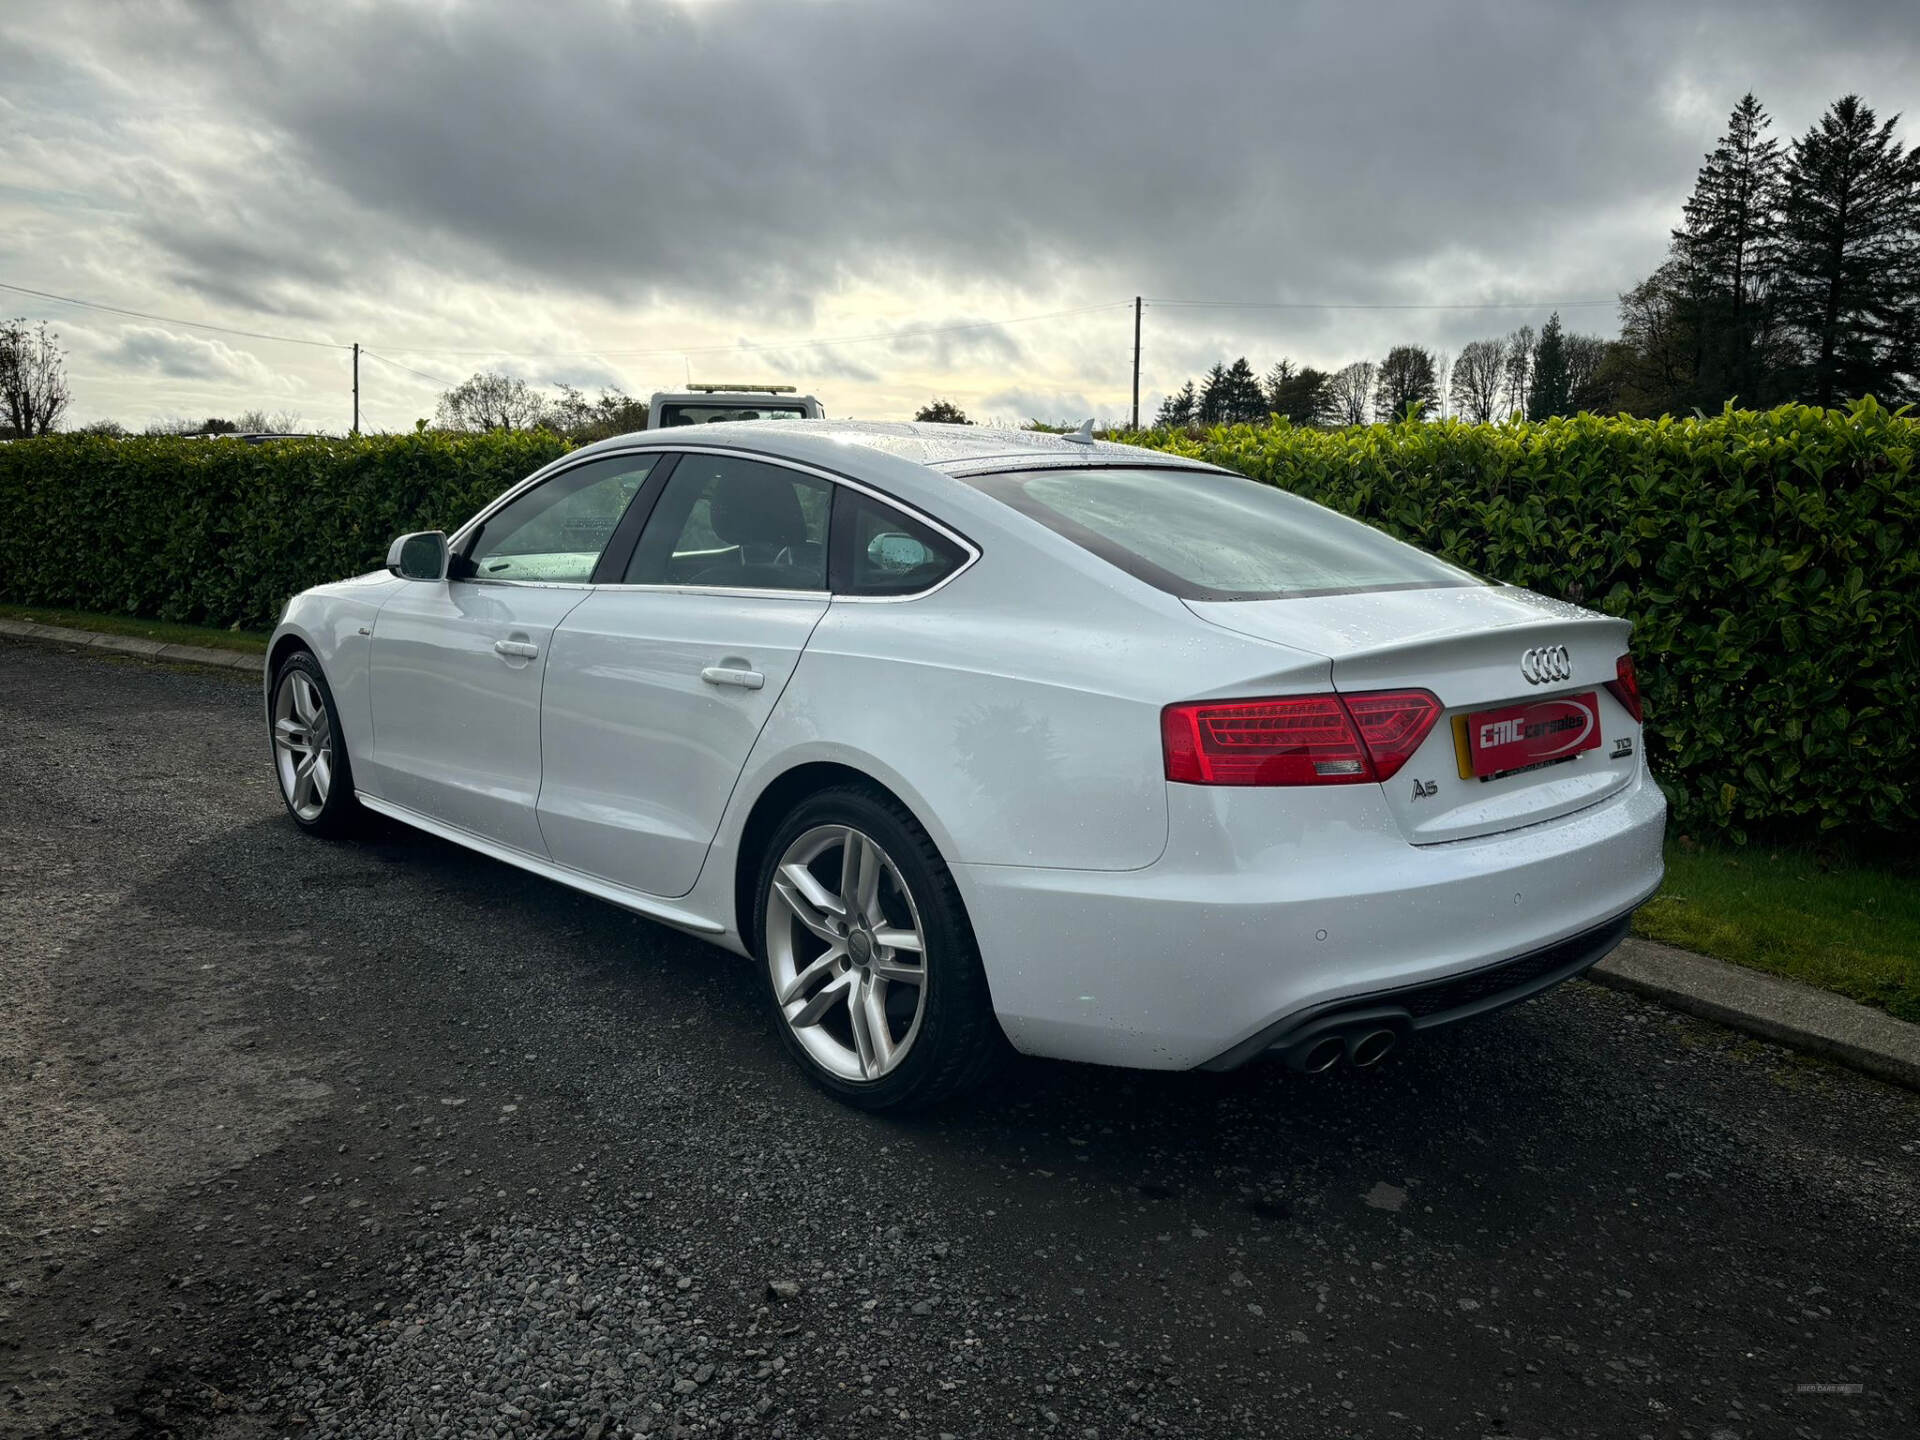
[701,665,765,690]
[494,639,540,659]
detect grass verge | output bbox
[0,602,269,654]
[1634,841,1920,1022]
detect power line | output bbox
[0,280,352,350]
[360,349,461,388]
[2,278,1130,361]
[1146,297,1618,311]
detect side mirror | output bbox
[387,531,449,581]
[866,531,932,574]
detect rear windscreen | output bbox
[962,466,1484,601]
[658,403,808,426]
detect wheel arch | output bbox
[264,627,317,711]
[267,629,312,678]
[731,759,948,955]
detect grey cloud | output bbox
[107,327,272,383]
[727,346,882,384]
[11,0,1920,418]
[535,362,630,392]
[886,321,1022,369]
[982,388,1097,426]
[62,0,1907,320]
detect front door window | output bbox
[463,454,659,584]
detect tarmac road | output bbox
[2,638,1916,1440]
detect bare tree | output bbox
[1562,335,1611,412]
[1432,349,1451,420]
[1326,361,1377,426]
[1449,337,1508,423]
[0,319,72,436]
[1501,325,1536,418]
[1615,264,1696,415]
[235,407,305,433]
[1374,345,1439,422]
[143,415,205,436]
[435,371,550,431]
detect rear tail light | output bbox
[1341,691,1445,781]
[1161,690,1441,786]
[1605,653,1644,723]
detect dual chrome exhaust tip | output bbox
[1287,1021,1403,1074]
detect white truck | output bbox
[646,383,825,429]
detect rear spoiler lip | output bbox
[1182,598,1632,668]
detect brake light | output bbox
[1161,690,1441,786]
[1342,690,1445,781]
[1605,653,1644,723]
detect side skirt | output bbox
[356,793,727,937]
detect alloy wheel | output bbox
[765,824,929,1082]
[272,670,334,821]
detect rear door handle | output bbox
[701,665,765,690]
[494,639,540,659]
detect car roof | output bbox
[567,419,1217,477]
[649,391,818,402]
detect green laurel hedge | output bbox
[0,429,573,633]
[2,407,1914,842]
[1122,399,1919,843]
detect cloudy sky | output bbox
[4,0,1917,431]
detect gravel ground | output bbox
[2,637,1917,1440]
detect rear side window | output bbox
[625,455,831,591]
[832,490,967,596]
[962,466,1483,601]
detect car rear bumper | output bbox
[1197,909,1634,1072]
[954,768,1666,1070]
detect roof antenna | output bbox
[1064,417,1095,445]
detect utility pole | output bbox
[351,342,360,435]
[1130,297,1142,429]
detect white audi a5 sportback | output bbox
[267,421,1665,1108]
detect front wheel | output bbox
[269,650,360,838]
[753,785,1003,1110]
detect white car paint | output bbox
[269,421,1665,1072]
[538,587,829,896]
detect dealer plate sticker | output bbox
[1465,691,1602,777]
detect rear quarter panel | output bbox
[733,555,1330,872]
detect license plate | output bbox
[1459,691,1602,778]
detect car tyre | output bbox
[268,649,360,839]
[753,784,1004,1111]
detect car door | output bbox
[537,451,834,897]
[367,452,664,855]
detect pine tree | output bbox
[1777,95,1920,405]
[1223,357,1267,422]
[1196,363,1231,424]
[1154,380,1197,428]
[1527,313,1572,419]
[1672,94,1786,406]
[1264,360,1295,411]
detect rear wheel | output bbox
[269,650,359,838]
[754,785,1002,1110]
